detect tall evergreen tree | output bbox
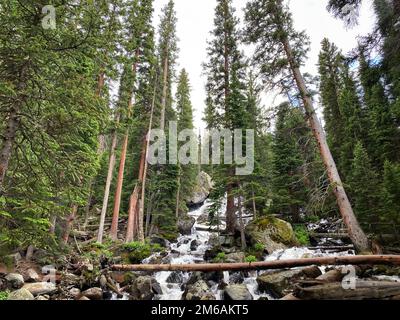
[203,0,247,234]
[244,0,370,252]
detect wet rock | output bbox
[229,272,245,284]
[190,240,199,251]
[130,276,163,300]
[226,252,245,263]
[257,266,321,298]
[69,288,81,299]
[5,273,24,289]
[197,211,209,225]
[187,171,213,205]
[224,284,253,300]
[316,269,345,282]
[24,269,40,282]
[183,280,216,300]
[150,235,168,248]
[8,288,34,300]
[23,282,57,296]
[177,215,196,235]
[166,272,184,284]
[219,235,235,247]
[245,217,299,254]
[187,271,223,285]
[82,287,103,300]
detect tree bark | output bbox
[63,205,78,244]
[175,174,181,218]
[110,59,139,241]
[237,196,247,251]
[125,185,140,243]
[226,184,236,234]
[160,52,169,132]
[281,36,370,253]
[111,255,400,272]
[110,133,129,240]
[97,124,119,243]
[0,63,28,190]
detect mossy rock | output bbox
[245,216,299,254]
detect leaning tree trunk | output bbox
[110,59,139,241]
[0,63,28,190]
[282,37,370,253]
[63,205,78,244]
[97,121,119,244]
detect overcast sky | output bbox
[152,0,376,131]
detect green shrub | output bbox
[0,291,9,301]
[254,243,265,252]
[304,215,320,223]
[245,255,257,263]
[123,242,163,264]
[294,225,310,246]
[213,252,226,263]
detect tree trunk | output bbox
[175,174,181,218]
[0,64,28,190]
[126,185,140,243]
[237,196,247,251]
[281,37,370,253]
[251,188,257,220]
[110,59,139,240]
[63,205,78,244]
[97,124,119,243]
[226,184,236,234]
[160,52,169,132]
[110,133,128,240]
[111,255,400,272]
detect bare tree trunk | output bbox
[112,255,400,272]
[251,188,257,220]
[49,216,57,235]
[126,185,140,243]
[110,133,128,240]
[97,123,119,244]
[237,196,247,251]
[281,37,370,253]
[0,64,28,190]
[226,184,236,234]
[175,174,181,218]
[63,205,78,244]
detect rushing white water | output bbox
[146,200,356,300]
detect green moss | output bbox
[213,252,227,263]
[0,291,9,301]
[245,255,257,263]
[294,225,310,246]
[254,243,265,252]
[123,241,163,264]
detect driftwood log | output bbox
[294,280,400,300]
[111,255,400,272]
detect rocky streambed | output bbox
[1,200,400,300]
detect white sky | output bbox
[153,0,376,131]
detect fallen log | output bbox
[294,280,400,300]
[307,245,354,251]
[309,233,350,239]
[111,255,400,272]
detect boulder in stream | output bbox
[245,217,299,253]
[130,276,163,300]
[5,273,24,289]
[8,288,34,300]
[187,172,213,205]
[23,282,57,296]
[177,215,196,235]
[224,284,253,300]
[183,280,216,300]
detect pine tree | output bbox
[175,69,197,216]
[204,0,247,234]
[382,161,400,225]
[349,142,381,229]
[244,0,370,252]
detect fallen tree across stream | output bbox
[111,255,400,272]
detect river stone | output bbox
[82,287,103,300]
[187,171,213,205]
[257,266,321,298]
[69,288,81,299]
[35,295,49,300]
[130,276,162,300]
[245,217,299,253]
[150,235,169,248]
[8,288,34,300]
[23,282,57,296]
[5,273,24,289]
[166,272,184,284]
[24,269,40,282]
[226,252,245,263]
[177,215,196,235]
[183,280,216,300]
[190,240,199,251]
[224,284,253,300]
